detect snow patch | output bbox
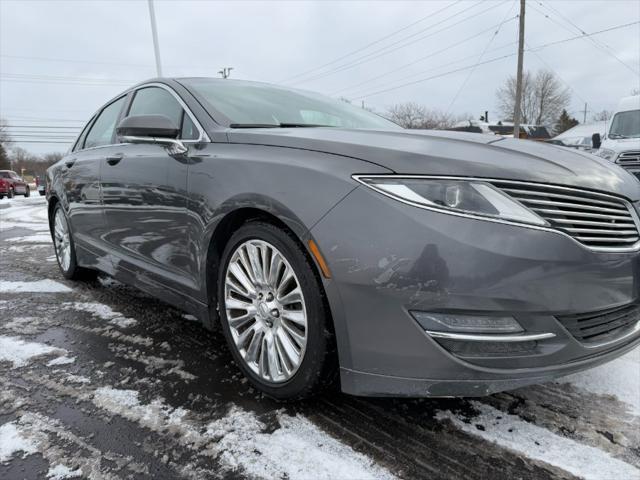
[0,422,38,462]
[92,388,394,480]
[437,402,640,480]
[0,280,72,293]
[560,348,640,416]
[47,464,83,479]
[62,302,138,328]
[208,406,396,480]
[10,234,54,243]
[0,335,65,367]
[47,356,76,367]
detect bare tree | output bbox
[386,103,471,129]
[496,69,570,125]
[592,110,613,122]
[0,118,12,147]
[386,102,428,129]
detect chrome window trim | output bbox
[73,82,210,154]
[353,174,640,254]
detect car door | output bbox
[101,85,200,291]
[62,95,127,256]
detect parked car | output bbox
[547,121,608,152]
[595,95,640,179]
[35,174,47,196]
[47,78,640,400]
[0,170,30,199]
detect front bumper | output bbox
[311,185,640,397]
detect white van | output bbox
[595,95,640,178]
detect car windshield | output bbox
[181,79,401,130]
[609,110,640,138]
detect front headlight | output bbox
[354,176,547,226]
[596,149,617,161]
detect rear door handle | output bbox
[106,153,124,166]
[65,158,76,168]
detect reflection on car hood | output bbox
[227,128,640,200]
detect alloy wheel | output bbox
[53,208,71,272]
[224,239,308,383]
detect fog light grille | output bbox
[436,339,538,357]
[556,303,640,344]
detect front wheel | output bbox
[7,188,13,199]
[24,186,30,197]
[217,222,335,400]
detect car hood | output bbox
[227,128,640,200]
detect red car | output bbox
[0,170,30,199]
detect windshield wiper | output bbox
[608,133,630,139]
[229,123,335,129]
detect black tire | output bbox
[217,221,335,400]
[7,188,13,199]
[24,186,30,197]
[52,203,97,281]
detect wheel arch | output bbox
[203,206,335,336]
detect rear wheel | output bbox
[52,204,95,280]
[24,186,30,197]
[217,222,334,400]
[7,188,13,199]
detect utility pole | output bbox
[581,102,589,123]
[148,0,163,77]
[218,67,233,79]
[513,0,526,139]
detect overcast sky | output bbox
[1,0,639,155]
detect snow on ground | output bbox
[0,422,39,462]
[209,407,395,480]
[0,280,72,293]
[46,464,83,480]
[62,302,138,328]
[0,336,66,367]
[10,234,55,243]
[46,356,76,367]
[437,401,640,480]
[561,348,640,416]
[93,387,395,480]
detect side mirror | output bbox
[592,133,602,150]
[117,114,179,138]
[117,114,187,155]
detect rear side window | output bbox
[128,87,199,140]
[84,96,127,149]
[73,116,95,152]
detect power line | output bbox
[446,0,517,114]
[289,1,507,86]
[8,140,73,144]
[4,125,83,129]
[279,0,464,84]
[351,20,639,100]
[536,0,639,76]
[331,16,518,96]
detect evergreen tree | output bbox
[555,109,579,135]
[0,143,10,170]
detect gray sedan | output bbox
[47,78,640,399]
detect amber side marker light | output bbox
[308,239,332,279]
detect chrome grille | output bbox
[617,151,640,167]
[492,181,640,250]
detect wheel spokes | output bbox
[224,239,308,383]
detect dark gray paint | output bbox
[47,78,640,397]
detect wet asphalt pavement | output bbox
[1,195,639,480]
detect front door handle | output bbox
[106,153,124,166]
[65,158,76,168]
